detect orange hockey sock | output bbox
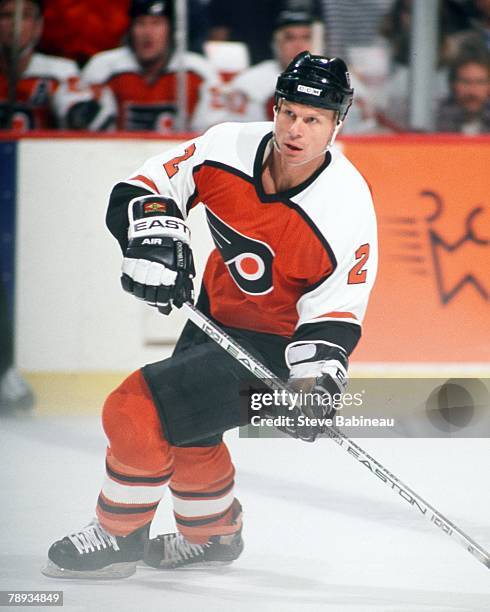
[96,370,174,536]
[170,443,241,544]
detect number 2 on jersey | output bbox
[348,244,370,284]
[163,143,196,179]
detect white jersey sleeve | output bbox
[80,48,136,86]
[26,53,80,81]
[123,123,230,219]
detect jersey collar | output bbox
[253,132,332,203]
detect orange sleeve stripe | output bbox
[130,174,158,192]
[315,311,358,320]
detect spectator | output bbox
[208,0,321,66]
[380,0,474,66]
[436,53,490,133]
[73,0,224,132]
[318,0,394,60]
[377,0,452,130]
[0,0,79,130]
[447,0,490,59]
[225,8,378,133]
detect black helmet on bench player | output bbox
[129,0,173,20]
[275,51,354,121]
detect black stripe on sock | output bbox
[174,506,231,527]
[97,495,159,515]
[169,480,234,500]
[106,461,173,485]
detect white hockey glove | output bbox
[121,195,195,315]
[284,341,349,442]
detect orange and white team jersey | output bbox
[80,46,225,133]
[0,52,79,130]
[225,59,378,135]
[123,121,377,337]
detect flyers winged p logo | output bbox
[206,208,275,295]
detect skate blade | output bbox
[144,559,234,570]
[41,559,137,580]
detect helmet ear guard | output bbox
[274,51,354,121]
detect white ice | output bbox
[1,415,489,612]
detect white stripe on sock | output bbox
[172,489,234,518]
[101,477,168,505]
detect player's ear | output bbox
[273,98,283,117]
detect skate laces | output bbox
[68,520,120,555]
[160,533,208,561]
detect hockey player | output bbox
[0,0,79,130]
[225,8,378,134]
[43,51,377,579]
[71,0,225,132]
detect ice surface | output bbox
[1,415,489,612]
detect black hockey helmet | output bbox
[274,9,314,31]
[129,0,173,20]
[275,51,354,121]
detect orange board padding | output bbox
[342,138,489,363]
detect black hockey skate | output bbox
[144,529,244,569]
[42,519,149,579]
[144,501,244,569]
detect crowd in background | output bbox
[0,0,489,133]
[1,0,489,412]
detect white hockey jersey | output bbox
[80,46,226,132]
[225,59,379,134]
[0,52,79,130]
[113,121,377,340]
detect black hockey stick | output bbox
[182,301,490,570]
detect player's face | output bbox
[274,25,312,69]
[0,0,41,52]
[453,63,490,114]
[274,100,338,165]
[131,15,171,64]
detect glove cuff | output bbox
[286,340,348,370]
[128,195,191,243]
